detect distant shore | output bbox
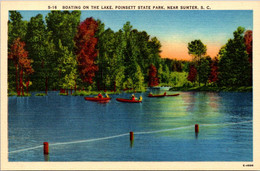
[169,86,252,92]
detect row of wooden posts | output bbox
[43,124,199,155]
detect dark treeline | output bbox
[186,27,252,88]
[8,11,252,95]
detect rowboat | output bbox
[148,94,165,97]
[116,98,142,103]
[84,97,111,102]
[166,93,180,96]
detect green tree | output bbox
[218,27,251,86]
[96,28,116,90]
[25,14,47,91]
[133,64,144,91]
[188,39,207,85]
[188,39,207,61]
[46,11,81,90]
[8,11,27,45]
[157,64,163,84]
[56,41,77,91]
[161,65,170,84]
[197,57,211,85]
[45,11,81,52]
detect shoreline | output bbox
[8,86,252,97]
[169,86,252,92]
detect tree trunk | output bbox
[15,64,18,95]
[97,80,100,91]
[19,69,24,96]
[26,77,29,95]
[45,77,48,95]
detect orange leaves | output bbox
[75,18,99,84]
[9,38,34,74]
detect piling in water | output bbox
[195,124,199,133]
[130,132,134,141]
[43,142,49,155]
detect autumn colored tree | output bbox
[75,17,99,85]
[244,30,252,64]
[148,64,159,87]
[187,64,197,83]
[244,30,252,86]
[8,11,27,92]
[9,38,33,95]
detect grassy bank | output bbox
[8,91,32,96]
[170,86,252,92]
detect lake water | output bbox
[8,91,252,161]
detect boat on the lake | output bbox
[148,94,165,97]
[148,92,180,97]
[148,92,166,97]
[166,93,180,96]
[116,98,142,103]
[84,97,111,102]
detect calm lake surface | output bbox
[8,91,252,161]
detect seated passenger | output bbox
[131,94,135,100]
[98,93,103,98]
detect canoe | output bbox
[116,98,142,103]
[148,94,165,97]
[166,93,180,96]
[84,97,111,102]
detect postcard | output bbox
[1,0,260,170]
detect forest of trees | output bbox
[8,11,253,95]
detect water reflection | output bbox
[8,91,252,161]
[130,140,134,148]
[44,154,49,161]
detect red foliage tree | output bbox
[244,30,252,64]
[209,57,218,83]
[9,38,34,95]
[75,17,99,84]
[148,64,159,87]
[244,30,253,85]
[187,64,197,83]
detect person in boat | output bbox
[98,93,103,98]
[139,96,143,101]
[164,92,166,96]
[131,94,136,100]
[105,93,109,98]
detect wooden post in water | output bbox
[130,132,134,141]
[43,142,49,155]
[195,124,199,133]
